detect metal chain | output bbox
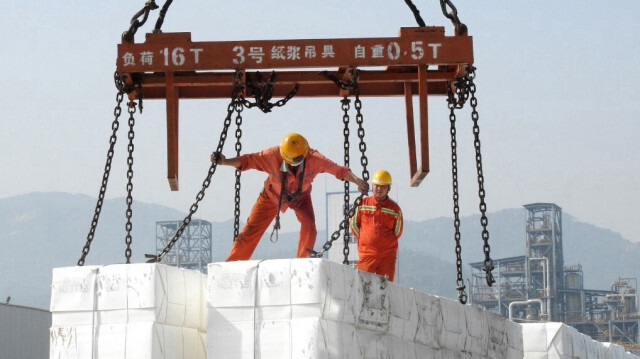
[341,97,351,264]
[403,0,426,27]
[146,74,245,263]
[232,95,244,240]
[308,195,365,258]
[446,88,467,304]
[242,72,299,113]
[467,67,495,286]
[354,84,370,182]
[439,0,468,35]
[77,72,126,266]
[309,73,369,258]
[153,0,174,33]
[122,0,159,42]
[124,103,136,263]
[319,70,357,91]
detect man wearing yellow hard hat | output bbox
[350,170,403,281]
[212,133,368,260]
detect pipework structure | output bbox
[524,203,564,320]
[155,219,212,273]
[468,202,639,350]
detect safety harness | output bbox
[270,160,306,242]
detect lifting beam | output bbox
[116,27,473,190]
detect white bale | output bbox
[354,270,390,333]
[521,322,548,354]
[207,259,355,323]
[522,322,595,358]
[504,317,524,357]
[487,308,508,358]
[439,297,467,352]
[49,322,205,359]
[290,258,355,323]
[355,328,391,358]
[388,334,417,359]
[413,290,443,347]
[388,282,418,340]
[207,260,261,308]
[583,337,605,359]
[603,342,628,359]
[207,317,360,359]
[464,304,490,356]
[51,264,205,330]
[50,265,100,312]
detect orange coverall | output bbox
[226,146,350,261]
[350,196,403,281]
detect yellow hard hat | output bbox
[372,170,392,185]
[280,133,309,165]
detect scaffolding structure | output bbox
[524,203,564,320]
[155,219,212,273]
[469,202,640,350]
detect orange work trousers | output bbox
[356,255,397,282]
[226,190,317,261]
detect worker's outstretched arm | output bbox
[210,152,242,169]
[344,171,369,195]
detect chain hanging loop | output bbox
[122,1,159,42]
[232,88,245,240]
[153,0,174,33]
[403,0,426,27]
[439,0,468,35]
[242,71,299,113]
[146,72,245,263]
[124,102,137,263]
[308,69,369,258]
[446,84,467,304]
[466,66,495,286]
[341,97,352,264]
[77,72,127,266]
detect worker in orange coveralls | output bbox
[211,133,369,261]
[350,170,403,281]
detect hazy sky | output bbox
[1,1,639,244]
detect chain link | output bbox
[309,72,369,258]
[354,86,370,182]
[439,0,467,35]
[124,103,137,263]
[445,66,495,303]
[146,74,245,263]
[446,87,467,304]
[242,72,299,113]
[233,94,244,240]
[122,0,159,42]
[308,195,365,258]
[153,0,174,33]
[341,97,351,264]
[78,72,126,266]
[403,0,426,27]
[467,67,495,286]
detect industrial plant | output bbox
[469,203,639,351]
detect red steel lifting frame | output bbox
[116,26,473,190]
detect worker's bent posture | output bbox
[350,170,403,281]
[212,133,368,261]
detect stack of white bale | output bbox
[49,263,207,359]
[206,258,523,359]
[521,322,638,359]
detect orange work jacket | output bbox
[236,146,350,211]
[350,196,403,257]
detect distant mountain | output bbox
[399,208,640,291]
[0,192,638,310]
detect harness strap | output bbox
[270,161,306,242]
